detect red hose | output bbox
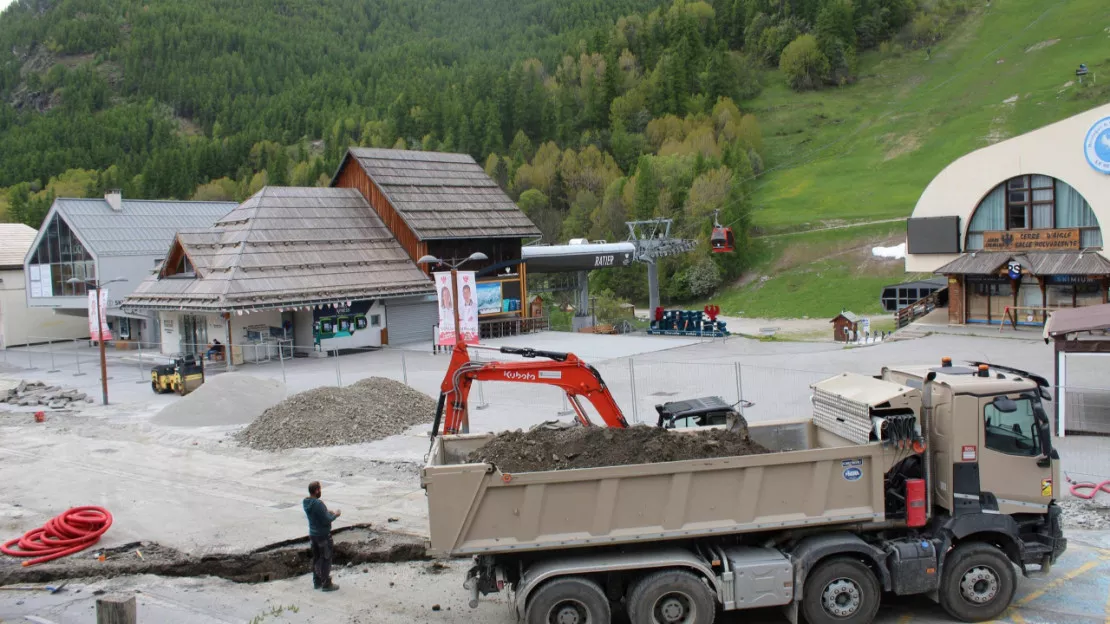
[1,506,113,566]
[1065,472,1110,500]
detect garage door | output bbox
[386,299,439,345]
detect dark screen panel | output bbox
[907,217,960,254]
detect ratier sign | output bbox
[983,229,1080,251]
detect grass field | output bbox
[745,0,1110,233]
[710,0,1110,319]
[712,221,920,318]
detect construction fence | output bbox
[1,335,1107,439]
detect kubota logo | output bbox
[503,371,537,381]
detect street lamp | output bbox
[417,252,487,433]
[68,276,128,406]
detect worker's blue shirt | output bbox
[303,497,337,537]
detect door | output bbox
[977,395,1056,514]
[386,299,439,345]
[182,314,208,357]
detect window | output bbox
[984,397,1039,457]
[966,175,1102,250]
[28,215,94,297]
[370,314,381,327]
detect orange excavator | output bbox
[431,343,747,437]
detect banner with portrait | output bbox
[434,272,456,346]
[456,271,479,344]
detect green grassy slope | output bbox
[746,0,1110,233]
[713,221,916,318]
[714,0,1110,319]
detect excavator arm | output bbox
[435,344,630,435]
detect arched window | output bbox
[966,175,1102,250]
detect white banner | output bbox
[456,271,479,345]
[434,272,456,346]
[88,288,112,341]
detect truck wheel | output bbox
[939,543,1016,622]
[627,569,715,624]
[526,576,611,624]
[801,558,880,624]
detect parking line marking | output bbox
[896,616,913,624]
[1010,612,1027,624]
[1016,560,1099,607]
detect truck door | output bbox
[977,395,1054,515]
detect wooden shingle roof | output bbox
[122,187,433,312]
[339,148,540,240]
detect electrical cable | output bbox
[2,507,113,567]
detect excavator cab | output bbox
[655,396,754,434]
[710,210,734,253]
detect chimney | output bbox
[105,189,122,212]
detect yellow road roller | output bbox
[151,355,205,396]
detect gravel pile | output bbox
[153,373,286,427]
[1059,496,1110,530]
[236,377,436,450]
[468,424,771,473]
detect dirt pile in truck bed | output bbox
[467,425,771,472]
[236,377,436,450]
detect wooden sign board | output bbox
[983,229,1080,251]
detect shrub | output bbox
[779,35,830,91]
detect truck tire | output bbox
[627,569,715,624]
[526,576,611,624]
[938,543,1016,622]
[801,558,880,624]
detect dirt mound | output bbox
[236,377,436,450]
[153,373,285,427]
[0,525,425,586]
[468,425,771,473]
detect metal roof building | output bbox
[124,187,433,312]
[22,192,237,345]
[1,223,89,347]
[122,187,440,357]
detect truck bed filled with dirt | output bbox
[466,425,770,472]
[423,418,887,557]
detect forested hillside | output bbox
[0,0,967,303]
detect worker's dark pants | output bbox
[310,535,333,587]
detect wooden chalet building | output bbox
[332,148,540,331]
[123,148,539,360]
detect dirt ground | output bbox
[467,425,771,473]
[0,526,425,586]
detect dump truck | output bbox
[421,360,1065,624]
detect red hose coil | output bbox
[1,506,113,566]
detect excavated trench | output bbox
[0,525,427,586]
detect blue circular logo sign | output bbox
[1084,116,1110,174]
[843,467,862,481]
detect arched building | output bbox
[906,103,1110,325]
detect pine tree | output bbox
[633,157,659,219]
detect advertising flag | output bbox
[87,289,112,341]
[456,271,479,345]
[434,272,455,346]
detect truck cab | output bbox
[882,362,1065,574]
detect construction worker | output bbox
[303,481,341,591]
